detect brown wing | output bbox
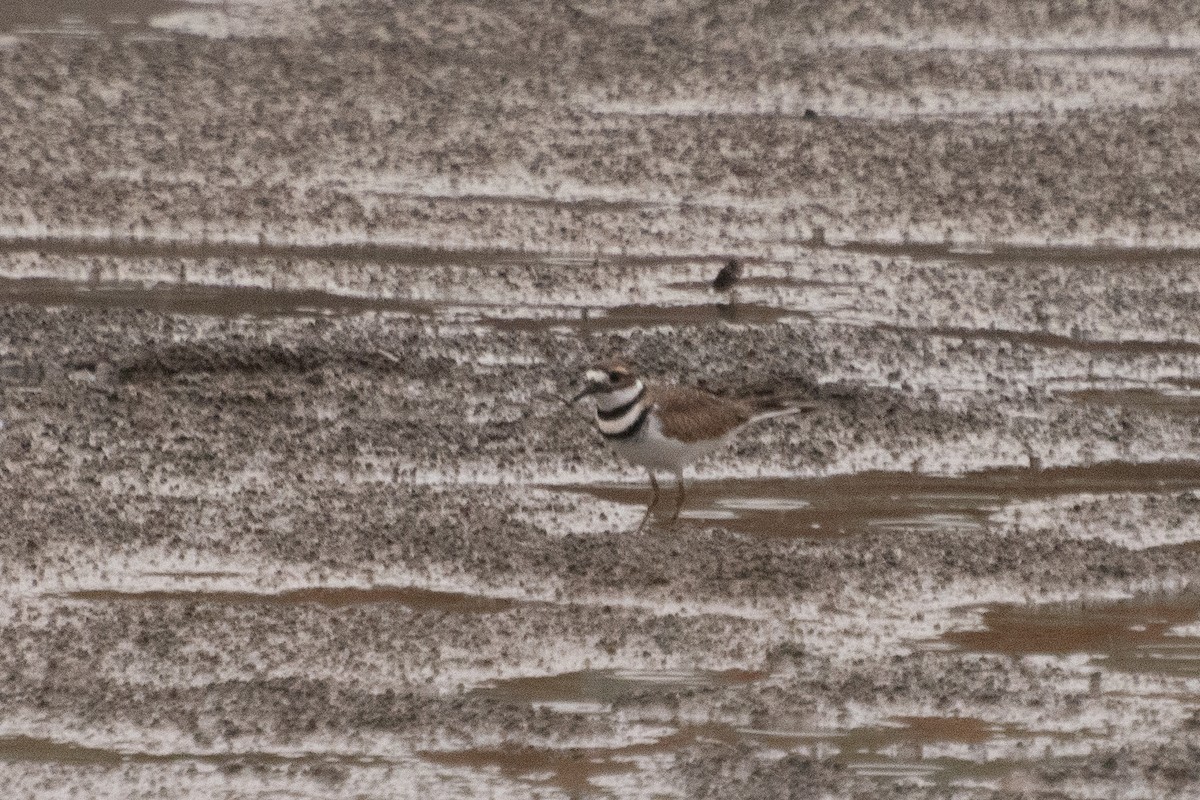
[645,384,754,443]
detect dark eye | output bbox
[607,371,622,382]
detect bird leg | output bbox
[636,472,661,533]
[669,473,687,522]
[717,293,737,320]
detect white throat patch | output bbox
[594,380,644,411]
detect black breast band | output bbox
[596,387,646,421]
[600,406,651,440]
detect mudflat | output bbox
[4,2,1200,798]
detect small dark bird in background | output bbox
[711,258,743,292]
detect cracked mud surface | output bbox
[4,1,1200,798]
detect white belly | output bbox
[607,413,729,475]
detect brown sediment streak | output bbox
[479,667,766,705]
[0,276,435,319]
[0,234,735,269]
[877,322,1200,356]
[486,302,796,333]
[421,722,744,794]
[1059,388,1200,413]
[423,713,1056,793]
[0,275,800,331]
[0,0,188,31]
[61,586,517,613]
[827,238,1200,266]
[0,734,393,767]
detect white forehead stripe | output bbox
[586,369,607,383]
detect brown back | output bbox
[645,384,754,442]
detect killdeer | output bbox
[569,359,809,525]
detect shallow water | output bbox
[424,713,1078,794]
[944,590,1200,679]
[0,274,793,334]
[829,238,1200,266]
[479,667,764,710]
[447,648,1133,790]
[0,234,711,268]
[881,322,1200,356]
[422,723,740,796]
[0,0,184,33]
[486,301,793,333]
[665,276,859,291]
[562,461,1200,537]
[0,276,435,319]
[1061,387,1200,413]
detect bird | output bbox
[568,359,812,527]
[711,257,743,292]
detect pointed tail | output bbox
[746,397,822,425]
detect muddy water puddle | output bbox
[0,275,795,332]
[61,585,516,614]
[422,723,739,796]
[485,301,794,333]
[423,744,637,795]
[424,714,1078,794]
[944,589,1200,679]
[0,0,186,33]
[0,276,436,319]
[0,234,718,269]
[0,239,815,330]
[830,239,1200,266]
[880,322,1200,356]
[561,461,1200,537]
[428,669,766,793]
[471,669,1078,788]
[479,667,764,711]
[1059,387,1200,414]
[665,276,859,291]
[0,734,399,768]
[748,716,1056,785]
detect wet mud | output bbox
[0,0,184,32]
[5,3,1200,798]
[562,462,1200,537]
[946,589,1200,679]
[486,301,794,334]
[62,586,518,614]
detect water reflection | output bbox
[562,462,1200,537]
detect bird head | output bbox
[568,359,639,404]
